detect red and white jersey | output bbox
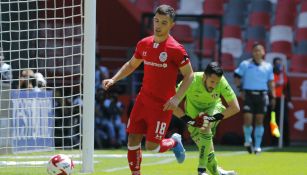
[134,35,190,105]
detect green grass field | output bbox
[1,146,307,175]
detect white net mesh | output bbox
[0,0,84,174]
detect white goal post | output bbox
[0,0,95,174]
[83,0,95,173]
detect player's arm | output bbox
[268,64,276,109]
[234,73,241,90]
[102,56,143,90]
[268,79,276,109]
[173,106,208,128]
[222,98,240,119]
[203,98,240,122]
[268,80,276,98]
[163,63,194,111]
[175,63,194,101]
[206,78,240,122]
[234,61,247,91]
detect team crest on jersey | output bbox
[211,93,219,99]
[159,52,168,62]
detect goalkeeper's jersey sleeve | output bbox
[177,72,236,116]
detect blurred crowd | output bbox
[19,69,47,91]
[95,54,127,149]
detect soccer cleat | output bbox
[217,166,237,175]
[198,172,209,175]
[254,147,262,155]
[171,133,186,163]
[244,142,254,154]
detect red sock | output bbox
[159,138,176,153]
[128,147,142,174]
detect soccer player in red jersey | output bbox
[102,5,194,175]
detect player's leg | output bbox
[243,112,253,153]
[208,146,237,175]
[145,107,185,163]
[206,106,237,175]
[242,92,255,153]
[253,93,268,154]
[254,114,264,154]
[127,134,144,175]
[207,145,218,175]
[206,121,222,175]
[189,125,212,174]
[205,107,221,175]
[207,144,237,175]
[126,99,147,175]
[145,134,184,163]
[185,105,213,174]
[205,138,237,175]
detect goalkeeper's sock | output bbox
[158,138,176,153]
[243,125,253,144]
[128,144,142,173]
[254,125,264,149]
[207,152,219,175]
[198,133,212,169]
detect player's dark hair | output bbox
[155,4,175,21]
[252,42,263,49]
[273,57,281,65]
[204,62,223,77]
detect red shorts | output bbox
[127,95,173,143]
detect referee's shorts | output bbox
[243,90,269,115]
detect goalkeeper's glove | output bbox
[180,114,208,128]
[204,113,224,122]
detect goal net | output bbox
[0,0,95,174]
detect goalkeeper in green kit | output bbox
[174,62,240,175]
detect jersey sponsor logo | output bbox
[159,52,168,62]
[144,60,167,68]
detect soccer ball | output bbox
[47,154,74,175]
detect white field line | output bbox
[0,147,275,168]
[102,158,175,173]
[101,147,275,173]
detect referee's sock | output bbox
[254,125,264,149]
[243,125,253,144]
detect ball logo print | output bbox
[47,154,74,175]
